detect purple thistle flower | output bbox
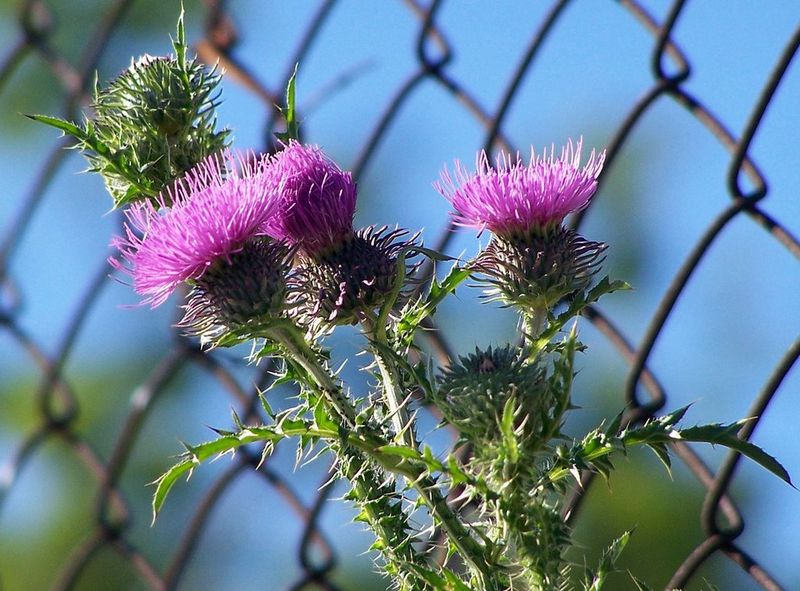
[263,141,357,257]
[435,138,605,238]
[111,150,277,307]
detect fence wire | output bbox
[1,0,798,590]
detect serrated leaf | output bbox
[396,263,469,341]
[447,455,469,486]
[422,445,444,473]
[532,275,628,355]
[377,444,420,460]
[231,408,244,430]
[26,114,88,140]
[500,397,519,463]
[275,64,299,142]
[173,1,187,68]
[659,404,691,428]
[645,442,672,475]
[628,573,655,591]
[441,568,472,591]
[151,428,285,522]
[313,400,341,433]
[677,423,793,486]
[604,411,624,437]
[585,530,631,591]
[257,390,274,418]
[151,459,195,525]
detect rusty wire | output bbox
[1,0,798,590]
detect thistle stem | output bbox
[271,320,500,589]
[523,307,547,342]
[359,311,415,448]
[342,446,435,589]
[267,323,356,426]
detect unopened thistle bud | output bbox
[31,13,228,208]
[436,139,606,314]
[434,346,546,450]
[437,347,573,587]
[89,53,228,207]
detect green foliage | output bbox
[529,275,630,358]
[275,64,300,143]
[546,406,791,488]
[395,261,471,347]
[583,531,631,591]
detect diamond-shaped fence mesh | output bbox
[1,1,798,590]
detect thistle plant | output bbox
[32,10,792,591]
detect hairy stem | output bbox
[272,320,501,589]
[268,323,356,426]
[343,448,438,590]
[358,311,415,447]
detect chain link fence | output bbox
[1,1,798,589]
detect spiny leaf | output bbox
[629,573,655,591]
[151,427,286,522]
[441,568,473,591]
[585,530,632,591]
[532,276,629,355]
[676,423,793,486]
[151,459,195,525]
[173,1,187,69]
[257,389,274,418]
[275,64,299,142]
[377,444,421,460]
[500,397,520,463]
[25,114,89,141]
[396,262,469,342]
[313,399,341,433]
[447,455,469,486]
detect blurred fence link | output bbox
[1,0,798,590]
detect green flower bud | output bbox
[31,11,229,208]
[434,346,546,449]
[89,52,229,208]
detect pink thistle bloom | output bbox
[263,141,357,257]
[111,150,277,307]
[435,138,605,238]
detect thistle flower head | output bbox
[179,238,295,345]
[474,228,606,312]
[264,141,357,257]
[435,138,604,239]
[111,150,278,307]
[290,227,417,334]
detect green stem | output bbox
[272,320,500,589]
[267,323,356,426]
[524,307,547,344]
[341,448,434,590]
[359,314,502,590]
[359,311,415,447]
